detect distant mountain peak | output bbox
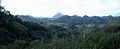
[52,12,63,19]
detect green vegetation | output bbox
[0,5,120,49]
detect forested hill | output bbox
[51,15,120,24]
[0,6,49,44]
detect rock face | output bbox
[52,12,63,19]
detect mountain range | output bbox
[16,13,120,25]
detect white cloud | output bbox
[2,0,120,17]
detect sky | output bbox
[1,0,120,17]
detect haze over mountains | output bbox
[52,12,63,19]
[16,12,120,23]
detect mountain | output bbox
[50,15,120,25]
[16,12,64,23]
[16,15,43,23]
[34,16,43,19]
[52,12,63,19]
[17,14,120,25]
